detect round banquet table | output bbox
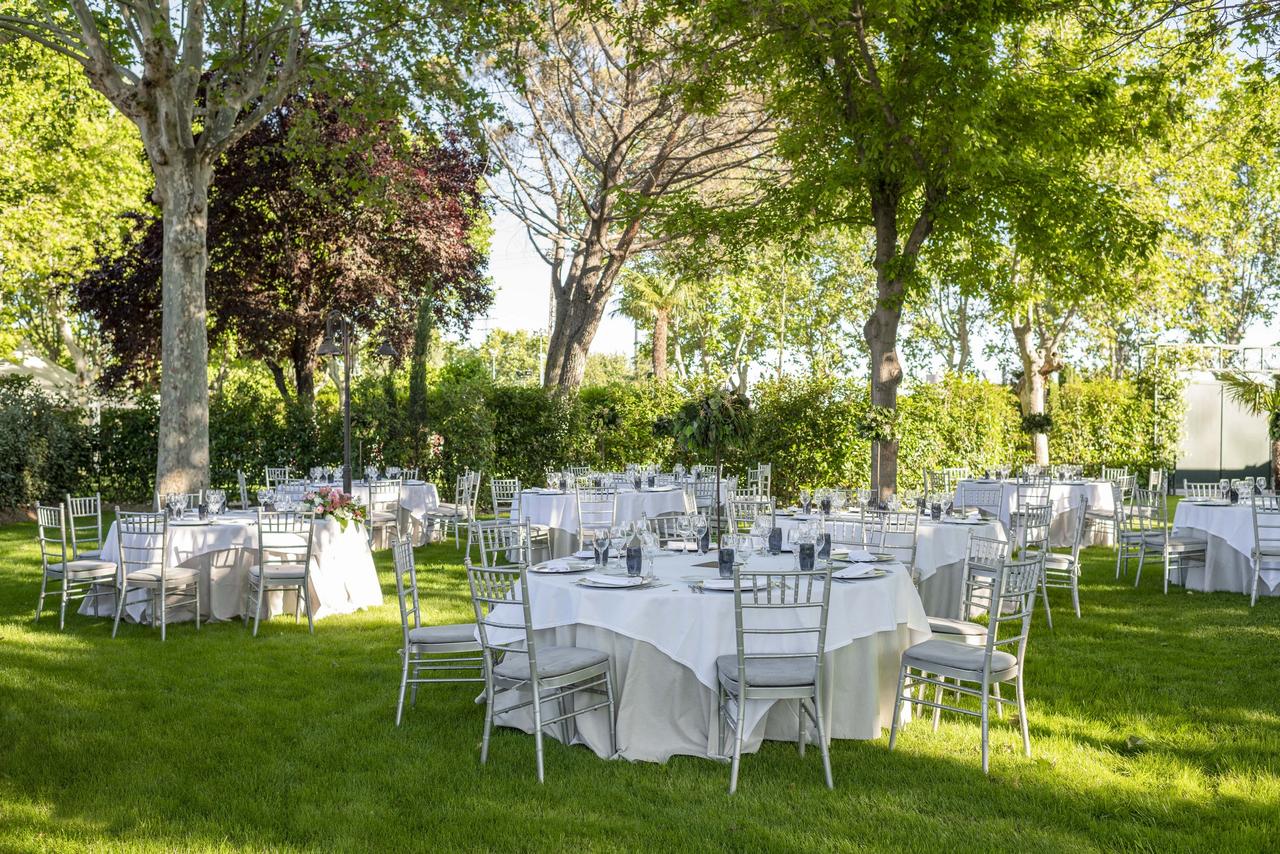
[78,510,384,624]
[953,478,1114,546]
[773,512,1006,618]
[275,480,440,545]
[483,551,930,763]
[511,487,694,557]
[1172,500,1279,597]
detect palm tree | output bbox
[1216,370,1280,479]
[617,267,692,381]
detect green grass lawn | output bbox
[2,519,1279,853]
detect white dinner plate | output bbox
[530,560,595,574]
[575,573,658,589]
[691,576,770,592]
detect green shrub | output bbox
[0,376,93,509]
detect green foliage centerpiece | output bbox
[666,389,752,539]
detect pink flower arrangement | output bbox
[427,433,444,459]
[302,487,368,531]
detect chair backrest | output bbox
[256,509,315,577]
[983,551,1044,666]
[467,561,538,679]
[1132,487,1167,544]
[1101,465,1130,482]
[1015,482,1050,511]
[367,479,403,514]
[265,466,291,489]
[1017,504,1052,554]
[958,535,1010,621]
[466,471,483,512]
[1147,469,1165,492]
[491,478,522,519]
[1182,480,1221,499]
[117,510,169,581]
[692,478,719,507]
[1251,493,1280,558]
[727,495,773,534]
[576,486,617,535]
[955,482,1003,514]
[865,509,919,577]
[153,490,203,513]
[925,468,967,499]
[392,535,422,643]
[567,465,591,477]
[826,517,874,551]
[1060,499,1090,564]
[472,519,533,568]
[646,512,696,544]
[732,564,832,691]
[237,470,251,508]
[65,493,103,558]
[745,463,772,498]
[35,503,69,573]
[400,467,419,481]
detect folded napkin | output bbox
[572,549,596,559]
[582,573,646,587]
[533,559,574,574]
[844,549,878,562]
[833,563,882,579]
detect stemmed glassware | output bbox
[1219,478,1230,501]
[692,513,710,552]
[1258,476,1268,495]
[798,488,812,513]
[206,489,226,517]
[591,528,611,565]
[750,515,771,555]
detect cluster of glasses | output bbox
[161,492,190,521]
[1052,465,1084,481]
[363,465,380,482]
[1222,477,1268,501]
[586,520,663,575]
[257,489,301,511]
[981,467,1013,480]
[788,518,838,569]
[672,513,711,552]
[546,471,574,491]
[307,466,341,483]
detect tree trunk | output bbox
[652,309,669,381]
[865,197,906,499]
[543,276,610,393]
[154,159,212,494]
[1012,311,1050,466]
[1271,436,1280,490]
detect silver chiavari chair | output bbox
[646,512,697,549]
[1147,469,1166,492]
[264,466,291,489]
[467,561,617,782]
[567,465,591,478]
[1132,488,1207,593]
[954,482,1004,519]
[745,463,772,498]
[113,510,200,641]
[890,550,1044,774]
[366,478,404,549]
[1101,465,1129,482]
[1010,481,1051,549]
[860,509,920,579]
[928,536,1010,643]
[471,519,534,568]
[925,467,970,504]
[1250,493,1280,607]
[691,477,720,515]
[1115,484,1148,578]
[392,535,483,725]
[1018,504,1052,556]
[236,469,252,509]
[575,486,617,543]
[717,563,833,794]
[245,508,315,636]
[401,467,419,481]
[1042,499,1089,625]
[727,495,773,535]
[426,471,480,547]
[34,503,116,629]
[491,477,522,520]
[64,492,105,560]
[1182,480,1220,500]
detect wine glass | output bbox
[1218,478,1230,500]
[206,489,226,516]
[591,528,611,565]
[675,514,693,551]
[693,513,710,552]
[798,488,812,513]
[751,515,771,554]
[1258,476,1268,494]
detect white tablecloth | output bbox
[776,513,1005,619]
[512,488,694,556]
[484,551,930,762]
[953,479,1113,546]
[1172,501,1279,597]
[79,511,383,623]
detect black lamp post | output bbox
[317,312,397,494]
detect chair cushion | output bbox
[249,563,308,580]
[125,566,199,585]
[53,558,116,579]
[74,548,104,560]
[715,654,817,688]
[903,638,1018,674]
[409,623,478,645]
[1045,554,1074,569]
[1166,537,1208,552]
[493,645,609,681]
[928,617,987,638]
[369,511,398,523]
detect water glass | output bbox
[693,514,710,552]
[206,489,226,516]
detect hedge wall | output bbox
[0,368,1177,510]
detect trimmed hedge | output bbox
[0,367,1179,509]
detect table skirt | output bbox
[490,621,922,763]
